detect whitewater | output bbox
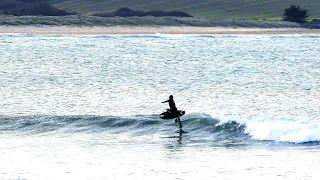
[0,33,320,180]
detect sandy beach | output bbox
[1,26,320,35]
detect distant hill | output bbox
[51,0,320,20]
[0,0,73,16]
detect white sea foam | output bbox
[217,114,320,143]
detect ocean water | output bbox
[0,33,320,180]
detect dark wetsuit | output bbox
[163,98,179,116]
[168,99,178,113]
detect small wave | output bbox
[184,34,216,38]
[0,33,25,38]
[118,34,167,39]
[92,34,170,39]
[93,35,115,39]
[93,34,216,39]
[271,35,320,39]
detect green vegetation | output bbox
[51,0,320,19]
[1,14,319,29]
[93,7,191,17]
[0,1,319,28]
[283,5,309,23]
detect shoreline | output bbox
[1,26,320,35]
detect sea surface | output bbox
[0,33,320,180]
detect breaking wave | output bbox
[0,113,319,144]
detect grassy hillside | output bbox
[3,14,316,28]
[51,0,320,20]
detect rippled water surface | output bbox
[0,34,320,180]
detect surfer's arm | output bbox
[161,100,169,103]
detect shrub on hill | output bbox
[93,8,192,17]
[0,0,74,16]
[283,5,308,23]
[114,8,147,17]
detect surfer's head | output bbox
[169,95,173,99]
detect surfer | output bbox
[162,95,182,128]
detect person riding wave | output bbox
[162,95,181,125]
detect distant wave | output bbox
[93,34,167,39]
[0,113,319,143]
[92,34,227,39]
[3,33,319,40]
[271,35,320,39]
